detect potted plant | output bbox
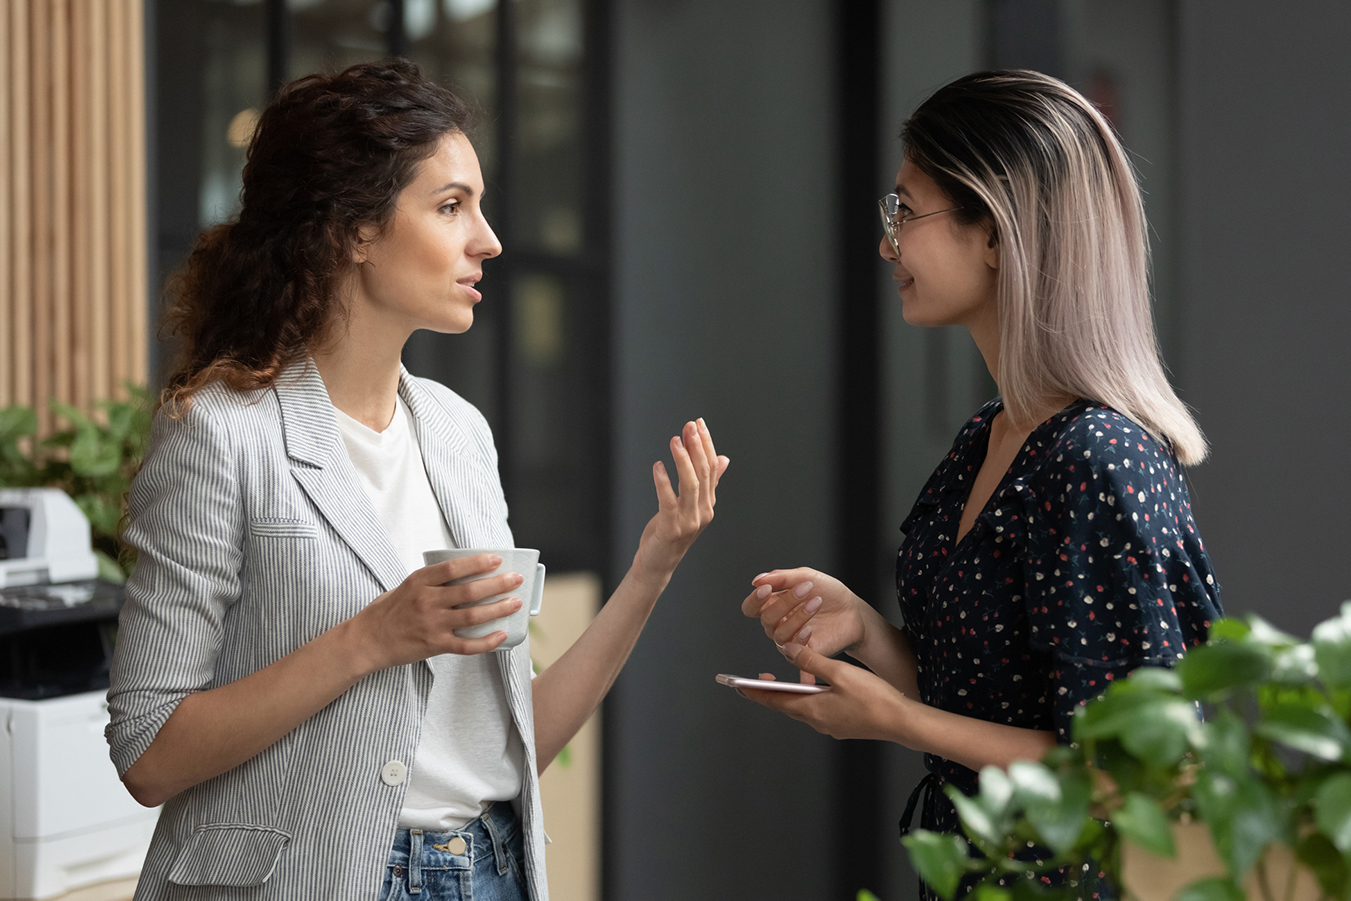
[0,388,152,581]
[902,603,1351,901]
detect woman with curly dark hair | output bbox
[107,59,727,901]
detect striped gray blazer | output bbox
[106,361,548,901]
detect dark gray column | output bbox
[609,1,837,898]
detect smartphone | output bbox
[716,674,829,694]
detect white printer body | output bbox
[0,692,159,899]
[0,489,159,899]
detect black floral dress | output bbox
[896,398,1222,899]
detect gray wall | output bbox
[609,1,839,899]
[1176,2,1351,637]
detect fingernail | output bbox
[512,597,523,609]
[804,596,822,614]
[656,461,666,475]
[797,625,813,643]
[793,581,813,599]
[752,572,769,582]
[755,584,771,599]
[489,555,503,565]
[698,417,707,429]
[783,641,803,658]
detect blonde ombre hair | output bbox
[903,70,1207,465]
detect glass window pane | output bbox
[512,0,584,256]
[289,0,388,77]
[407,0,500,185]
[156,0,266,270]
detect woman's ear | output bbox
[984,227,1000,270]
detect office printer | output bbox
[0,488,158,899]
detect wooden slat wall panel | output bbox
[1,0,147,425]
[1,3,10,406]
[8,0,32,409]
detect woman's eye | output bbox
[439,201,460,215]
[896,204,913,219]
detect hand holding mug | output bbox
[352,553,525,669]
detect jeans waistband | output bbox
[390,804,520,892]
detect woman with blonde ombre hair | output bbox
[736,70,1221,899]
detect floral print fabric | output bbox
[897,398,1222,801]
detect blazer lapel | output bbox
[398,370,510,551]
[275,361,408,593]
[399,372,537,783]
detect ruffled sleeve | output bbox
[985,404,1222,739]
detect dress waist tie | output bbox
[899,771,941,838]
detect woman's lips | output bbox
[457,275,482,302]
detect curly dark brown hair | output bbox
[158,58,476,413]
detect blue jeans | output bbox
[377,803,529,901]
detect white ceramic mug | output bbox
[422,548,545,650]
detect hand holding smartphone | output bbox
[715,674,829,694]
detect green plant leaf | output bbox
[1209,618,1251,642]
[69,426,121,477]
[1270,643,1319,685]
[0,405,38,441]
[1246,615,1301,650]
[1116,665,1183,694]
[76,493,122,538]
[856,891,881,901]
[1316,773,1351,853]
[1024,770,1091,855]
[1113,791,1175,857]
[1178,641,1271,699]
[1314,603,1351,690]
[48,400,94,431]
[1074,689,1161,742]
[1174,876,1245,901]
[1295,832,1349,900]
[948,786,1004,848]
[901,829,969,901]
[1008,760,1061,808]
[978,766,1015,817]
[1196,708,1251,779]
[1194,769,1282,879]
[1119,697,1202,768]
[971,886,1011,901]
[1255,703,1351,762]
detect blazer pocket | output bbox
[167,823,293,887]
[250,518,319,539]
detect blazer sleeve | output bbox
[105,398,246,777]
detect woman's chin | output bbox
[420,310,475,335]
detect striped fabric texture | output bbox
[106,360,548,901]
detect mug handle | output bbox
[530,563,546,616]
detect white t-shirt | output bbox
[335,395,525,831]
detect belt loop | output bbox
[480,803,510,875]
[900,772,940,838]
[409,828,424,893]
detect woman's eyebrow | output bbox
[431,181,475,197]
[896,184,913,199]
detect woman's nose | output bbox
[474,218,503,259]
[879,234,898,263]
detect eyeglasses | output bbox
[878,193,962,256]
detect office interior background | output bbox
[3,0,1350,899]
